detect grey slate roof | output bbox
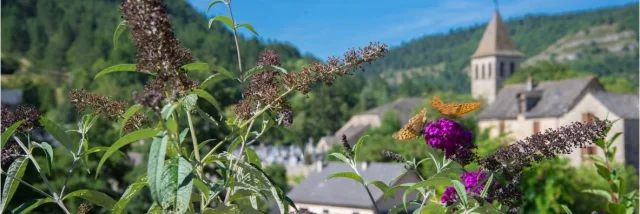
[479,77,603,120]
[591,91,639,119]
[286,162,417,208]
[1,89,23,106]
[361,97,424,125]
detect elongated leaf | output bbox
[276,125,299,143]
[607,203,626,214]
[584,154,606,164]
[196,106,219,127]
[84,146,126,157]
[112,173,148,214]
[367,180,390,193]
[481,173,494,197]
[63,189,117,209]
[200,73,229,89]
[32,142,53,175]
[607,132,622,148]
[595,164,611,180]
[1,157,29,212]
[10,198,54,214]
[243,65,288,81]
[209,15,234,30]
[353,135,369,162]
[227,137,242,154]
[237,23,258,35]
[94,64,141,80]
[181,62,209,72]
[148,134,169,205]
[96,129,159,177]
[158,157,193,213]
[582,189,613,202]
[560,205,573,214]
[326,172,364,184]
[119,104,142,137]
[161,103,179,120]
[402,177,451,212]
[206,0,224,12]
[193,89,222,113]
[284,196,298,213]
[452,180,468,206]
[202,205,242,214]
[245,148,262,168]
[213,65,235,80]
[181,94,198,113]
[421,203,446,214]
[328,153,351,165]
[113,20,128,49]
[40,117,76,153]
[1,120,24,147]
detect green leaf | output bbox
[284,196,298,213]
[481,173,494,197]
[353,135,369,163]
[584,154,606,164]
[213,65,235,80]
[421,203,446,214]
[94,64,142,80]
[161,103,179,120]
[582,189,613,202]
[607,203,626,214]
[200,73,230,89]
[113,20,128,49]
[32,142,53,176]
[63,189,117,209]
[595,164,612,180]
[178,128,190,145]
[607,132,623,148]
[206,0,224,12]
[227,137,242,153]
[384,183,415,200]
[209,15,234,30]
[196,106,219,127]
[202,205,243,214]
[245,148,262,168]
[181,62,209,72]
[326,172,364,184]
[84,146,126,157]
[148,134,169,205]
[158,157,193,213]
[328,153,351,165]
[112,173,148,214]
[96,129,160,178]
[276,125,299,143]
[243,65,288,82]
[167,117,178,134]
[40,117,76,153]
[560,204,573,214]
[1,157,29,212]
[10,198,54,214]
[367,180,390,193]
[402,177,451,211]
[452,180,468,206]
[119,104,143,137]
[1,120,24,147]
[237,23,259,35]
[193,89,222,114]
[595,138,606,149]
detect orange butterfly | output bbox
[392,108,427,140]
[430,96,482,118]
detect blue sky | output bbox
[186,0,637,60]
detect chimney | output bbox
[526,75,534,91]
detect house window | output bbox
[499,121,505,134]
[488,63,492,78]
[533,121,540,134]
[475,65,478,80]
[500,62,505,77]
[353,212,360,214]
[510,62,515,75]
[323,209,329,214]
[482,64,485,79]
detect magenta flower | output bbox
[441,187,458,204]
[441,170,497,204]
[424,118,476,165]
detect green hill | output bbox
[364,3,639,93]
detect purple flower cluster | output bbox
[424,118,476,165]
[441,170,495,204]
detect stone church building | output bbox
[470,10,639,169]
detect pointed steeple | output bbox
[471,10,522,58]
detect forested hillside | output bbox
[365,3,639,93]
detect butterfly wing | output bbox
[392,108,427,140]
[454,102,482,116]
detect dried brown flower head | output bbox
[70,89,149,132]
[341,134,355,158]
[1,105,41,133]
[1,142,24,168]
[76,202,93,214]
[382,150,405,163]
[1,106,16,131]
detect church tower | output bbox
[470,10,522,104]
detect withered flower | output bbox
[1,105,41,133]
[381,150,405,163]
[1,142,24,168]
[70,89,149,133]
[341,134,354,159]
[1,106,16,131]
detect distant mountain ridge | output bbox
[363,3,638,90]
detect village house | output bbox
[469,10,639,169]
[315,98,424,154]
[285,162,421,214]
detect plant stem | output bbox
[0,171,53,199]
[186,113,201,162]
[224,119,255,204]
[60,131,86,197]
[363,185,380,214]
[13,136,71,214]
[225,1,243,82]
